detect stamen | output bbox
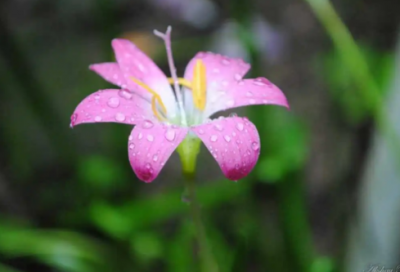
[192,59,207,111]
[130,77,168,115]
[167,78,192,88]
[151,95,168,122]
[154,26,188,126]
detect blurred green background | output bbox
[0,0,399,271]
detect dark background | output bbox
[0,0,399,271]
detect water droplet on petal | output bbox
[222,58,230,65]
[129,143,135,150]
[234,74,241,80]
[142,120,154,129]
[147,134,154,142]
[252,142,260,151]
[246,91,253,97]
[214,124,223,131]
[94,116,102,122]
[165,129,176,142]
[138,133,143,140]
[94,94,100,100]
[129,135,133,141]
[232,131,236,137]
[224,135,231,142]
[153,154,158,162]
[115,113,126,122]
[236,123,244,131]
[198,129,204,135]
[226,99,235,107]
[210,135,218,142]
[70,113,78,126]
[107,97,120,108]
[119,90,133,99]
[253,80,265,86]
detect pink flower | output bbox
[70,27,289,183]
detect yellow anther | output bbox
[167,78,192,88]
[192,59,207,110]
[151,95,167,122]
[130,77,168,120]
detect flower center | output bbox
[168,59,207,111]
[130,59,207,124]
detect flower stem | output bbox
[183,173,219,272]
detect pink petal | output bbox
[70,89,154,127]
[111,39,177,115]
[128,123,188,182]
[183,52,288,117]
[184,51,250,83]
[204,77,289,117]
[89,63,128,88]
[191,116,260,181]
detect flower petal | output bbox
[70,89,154,127]
[183,52,288,118]
[191,116,260,181]
[128,123,188,182]
[111,39,178,117]
[89,63,128,88]
[203,77,289,117]
[184,51,250,84]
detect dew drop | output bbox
[210,135,218,142]
[224,135,231,142]
[222,58,230,65]
[119,90,133,99]
[115,113,126,121]
[246,91,253,97]
[70,113,78,126]
[198,129,205,135]
[129,143,135,150]
[107,97,120,108]
[165,129,176,141]
[226,99,235,107]
[142,120,154,129]
[136,62,145,72]
[138,133,143,140]
[252,142,260,151]
[153,154,158,162]
[145,163,151,169]
[236,123,244,131]
[147,134,154,142]
[129,135,133,141]
[94,94,100,100]
[214,124,223,131]
[232,131,236,137]
[94,116,102,122]
[253,80,265,86]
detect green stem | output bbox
[304,0,400,162]
[277,174,314,272]
[183,173,218,272]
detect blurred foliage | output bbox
[320,45,394,124]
